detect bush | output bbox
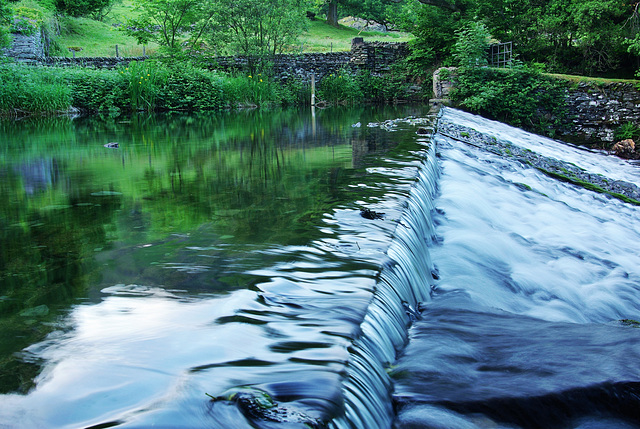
[451,66,569,136]
[55,0,111,18]
[0,64,72,113]
[318,68,362,104]
[10,7,43,36]
[66,67,128,112]
[157,63,225,111]
[357,71,412,103]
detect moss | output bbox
[536,168,640,206]
[621,319,640,327]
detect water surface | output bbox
[0,105,430,428]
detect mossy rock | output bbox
[208,386,327,428]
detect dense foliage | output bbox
[445,20,569,137]
[0,0,10,47]
[55,0,114,18]
[399,0,640,77]
[125,0,308,58]
[450,66,569,136]
[0,60,413,115]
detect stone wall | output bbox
[209,52,351,81]
[349,39,408,73]
[1,31,45,64]
[2,31,408,82]
[432,67,456,100]
[431,68,640,145]
[42,56,149,69]
[560,82,640,144]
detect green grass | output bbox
[546,73,640,86]
[297,19,412,53]
[10,0,410,57]
[53,15,159,57]
[7,0,411,57]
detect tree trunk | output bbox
[327,0,338,27]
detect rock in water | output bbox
[104,142,119,148]
[360,208,384,220]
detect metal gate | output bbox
[489,42,513,67]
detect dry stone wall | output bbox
[560,82,640,144]
[432,68,640,145]
[2,31,408,82]
[1,31,45,64]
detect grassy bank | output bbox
[39,0,410,58]
[0,60,416,115]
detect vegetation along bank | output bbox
[2,0,640,154]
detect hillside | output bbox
[34,0,411,57]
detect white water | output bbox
[392,108,640,429]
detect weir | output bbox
[333,137,439,428]
[334,107,640,429]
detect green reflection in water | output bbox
[0,105,427,393]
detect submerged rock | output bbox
[208,386,327,428]
[360,208,384,220]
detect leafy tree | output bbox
[408,0,638,76]
[55,0,113,18]
[396,0,466,68]
[0,0,11,48]
[124,0,215,55]
[315,0,401,28]
[341,0,401,28]
[208,0,307,59]
[453,21,491,67]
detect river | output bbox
[1,105,639,429]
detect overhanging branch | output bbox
[416,0,466,13]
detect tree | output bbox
[124,0,215,55]
[453,21,491,67]
[416,0,470,12]
[341,0,402,28]
[55,0,114,18]
[408,0,638,76]
[0,0,10,48]
[208,0,307,59]
[319,0,400,28]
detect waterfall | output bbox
[333,107,640,429]
[332,134,440,429]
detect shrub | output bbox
[318,67,362,104]
[451,65,569,136]
[357,71,412,103]
[0,64,71,113]
[66,67,128,112]
[10,7,44,36]
[156,63,225,111]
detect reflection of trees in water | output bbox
[0,104,425,393]
[14,158,61,195]
[0,193,121,394]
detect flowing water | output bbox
[392,108,640,429]
[1,105,640,429]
